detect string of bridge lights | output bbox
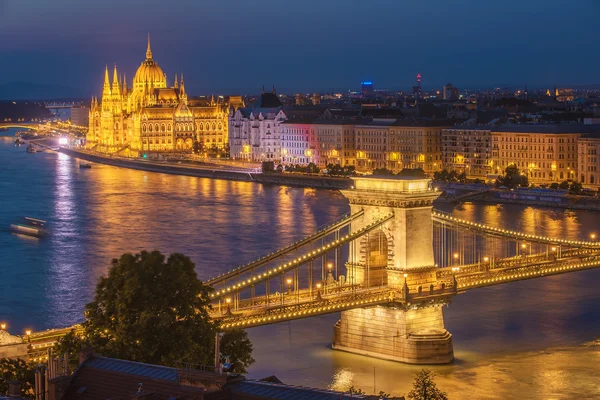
[207,211,362,284]
[460,259,600,288]
[432,211,598,247]
[210,213,395,299]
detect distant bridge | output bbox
[0,122,39,130]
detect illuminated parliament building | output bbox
[87,35,232,154]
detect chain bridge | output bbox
[205,176,600,364]
[22,176,600,364]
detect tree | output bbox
[407,369,448,400]
[372,168,394,176]
[219,329,255,374]
[496,164,528,189]
[192,139,201,154]
[77,250,254,373]
[397,168,426,178]
[53,329,83,371]
[569,181,583,195]
[0,358,35,399]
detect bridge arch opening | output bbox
[364,230,389,287]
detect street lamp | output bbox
[25,329,31,343]
[591,233,597,242]
[225,297,232,315]
[0,323,6,331]
[316,282,322,300]
[483,256,489,263]
[453,253,459,264]
[287,278,293,295]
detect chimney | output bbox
[79,348,94,365]
[130,383,154,400]
[8,381,22,398]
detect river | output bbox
[1,130,600,399]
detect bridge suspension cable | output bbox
[206,210,365,286]
[432,210,600,248]
[209,212,394,301]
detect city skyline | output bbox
[1,0,599,96]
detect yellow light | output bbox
[483,256,489,262]
[453,253,459,259]
[403,273,408,278]
[591,233,596,240]
[316,283,322,289]
[226,298,231,304]
[521,243,527,249]
[0,323,5,330]
[287,278,292,285]
[327,262,333,270]
[25,330,31,336]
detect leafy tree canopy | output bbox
[0,358,35,399]
[408,369,448,400]
[56,251,254,372]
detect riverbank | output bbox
[435,182,600,211]
[57,147,353,190]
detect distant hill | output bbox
[0,81,85,100]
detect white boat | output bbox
[10,218,48,238]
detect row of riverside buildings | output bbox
[87,37,600,189]
[228,92,600,188]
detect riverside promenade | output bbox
[56,147,353,190]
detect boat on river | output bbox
[10,218,48,238]
[79,163,92,169]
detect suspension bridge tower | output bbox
[333,176,454,364]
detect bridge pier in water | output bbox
[332,177,454,364]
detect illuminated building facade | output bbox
[229,88,286,161]
[388,120,449,173]
[280,119,316,164]
[87,35,229,154]
[313,120,357,168]
[577,132,600,188]
[354,119,394,171]
[441,125,494,178]
[490,125,582,183]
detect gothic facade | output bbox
[87,35,229,154]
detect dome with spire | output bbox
[133,34,167,90]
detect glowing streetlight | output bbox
[551,246,557,252]
[287,278,293,295]
[483,256,489,263]
[521,243,527,249]
[0,323,6,330]
[327,262,333,271]
[591,233,597,241]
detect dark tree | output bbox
[397,168,427,178]
[53,329,83,371]
[55,251,255,372]
[407,369,448,400]
[219,329,255,374]
[569,181,583,195]
[496,164,528,188]
[372,168,394,176]
[84,251,216,366]
[192,139,201,154]
[0,358,36,399]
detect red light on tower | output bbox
[417,73,422,84]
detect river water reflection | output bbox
[1,134,600,399]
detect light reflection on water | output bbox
[1,136,600,399]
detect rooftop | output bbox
[492,124,600,134]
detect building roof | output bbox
[255,92,283,108]
[391,119,454,127]
[63,355,232,400]
[492,124,600,134]
[227,380,370,400]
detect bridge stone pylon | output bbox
[333,176,454,364]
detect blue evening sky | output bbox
[0,0,597,95]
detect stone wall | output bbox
[332,305,454,364]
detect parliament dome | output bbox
[133,35,167,88]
